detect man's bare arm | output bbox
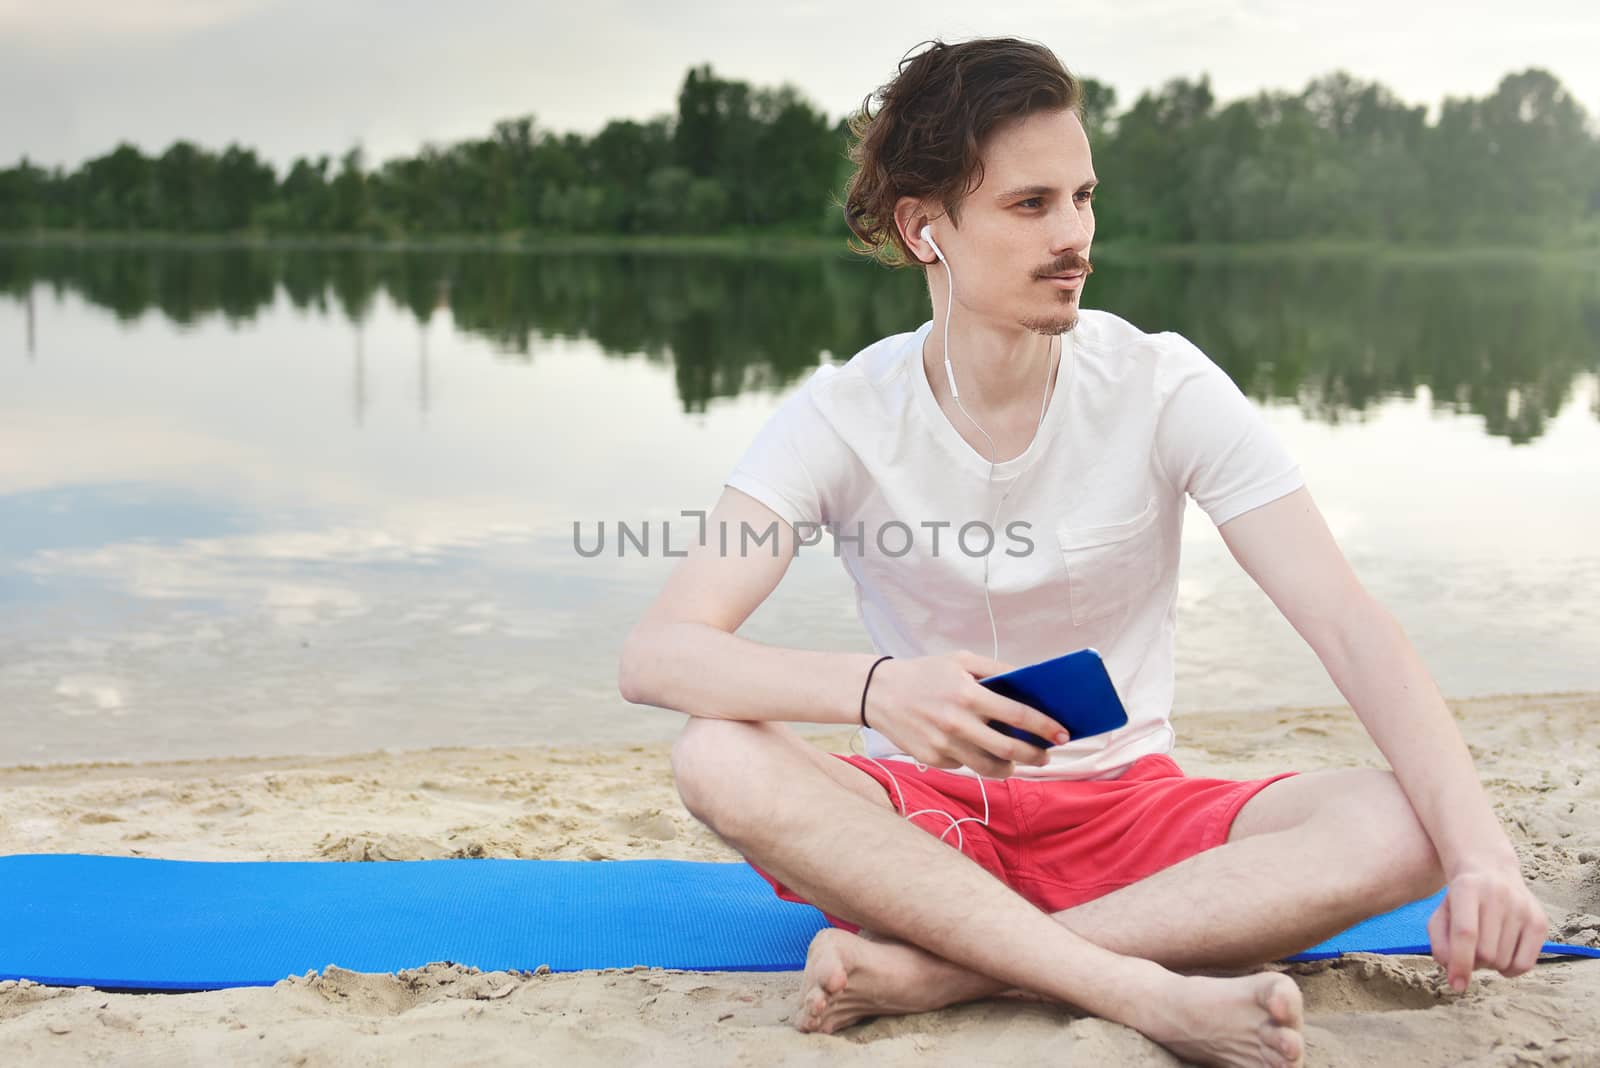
[1217,485,1547,989]
[618,486,880,726]
[617,487,1064,776]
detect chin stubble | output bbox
[1019,313,1080,336]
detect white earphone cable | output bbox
[852,226,1060,853]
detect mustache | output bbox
[1034,253,1094,279]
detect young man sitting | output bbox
[618,37,1547,1068]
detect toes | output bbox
[1255,976,1305,1066]
[1270,1024,1304,1067]
[793,987,824,1032]
[1282,1028,1303,1062]
[1259,1022,1286,1064]
[1262,975,1304,1028]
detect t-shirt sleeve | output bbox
[723,367,843,529]
[1154,334,1305,526]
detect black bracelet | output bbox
[860,655,894,730]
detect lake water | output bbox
[2,243,1597,766]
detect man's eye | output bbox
[1075,190,1096,203]
[1018,197,1043,209]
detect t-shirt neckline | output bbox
[907,318,1078,480]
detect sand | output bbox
[2,691,1598,1066]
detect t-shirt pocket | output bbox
[1055,497,1162,626]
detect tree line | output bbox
[2,65,1597,246]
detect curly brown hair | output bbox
[842,38,1083,269]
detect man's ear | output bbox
[893,197,936,264]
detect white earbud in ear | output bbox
[919,224,960,399]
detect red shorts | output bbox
[749,752,1298,932]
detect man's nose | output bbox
[1053,205,1092,254]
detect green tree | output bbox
[5,62,1598,246]
[1476,69,1594,242]
[1078,77,1119,144]
[328,147,369,232]
[1099,77,1216,242]
[587,117,674,232]
[79,143,156,229]
[152,141,219,230]
[215,144,276,230]
[0,159,50,229]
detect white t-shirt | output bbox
[724,309,1305,781]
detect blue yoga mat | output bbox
[2,854,1594,991]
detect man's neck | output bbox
[921,313,1060,416]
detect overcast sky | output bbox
[5,0,1598,172]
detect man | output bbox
[618,37,1547,1068]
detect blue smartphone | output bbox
[979,647,1129,748]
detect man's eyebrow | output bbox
[994,179,1099,202]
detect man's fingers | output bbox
[972,688,1070,749]
[1477,895,1506,972]
[1513,923,1546,975]
[1427,898,1451,970]
[1509,903,1550,976]
[1491,910,1520,973]
[950,737,1014,780]
[976,722,1053,766]
[918,749,965,772]
[953,652,1065,743]
[1506,926,1539,977]
[955,649,1018,678]
[1446,883,1480,992]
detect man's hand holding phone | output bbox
[861,649,1072,779]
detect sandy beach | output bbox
[2,691,1598,1066]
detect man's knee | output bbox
[670,716,781,837]
[1325,769,1446,904]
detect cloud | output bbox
[53,675,126,715]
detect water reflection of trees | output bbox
[2,244,1595,441]
[1109,256,1600,442]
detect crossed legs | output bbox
[671,717,1445,1068]
[794,766,1447,1031]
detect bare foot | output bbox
[791,929,1304,1067]
[791,928,1005,1034]
[1137,971,1305,1068]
